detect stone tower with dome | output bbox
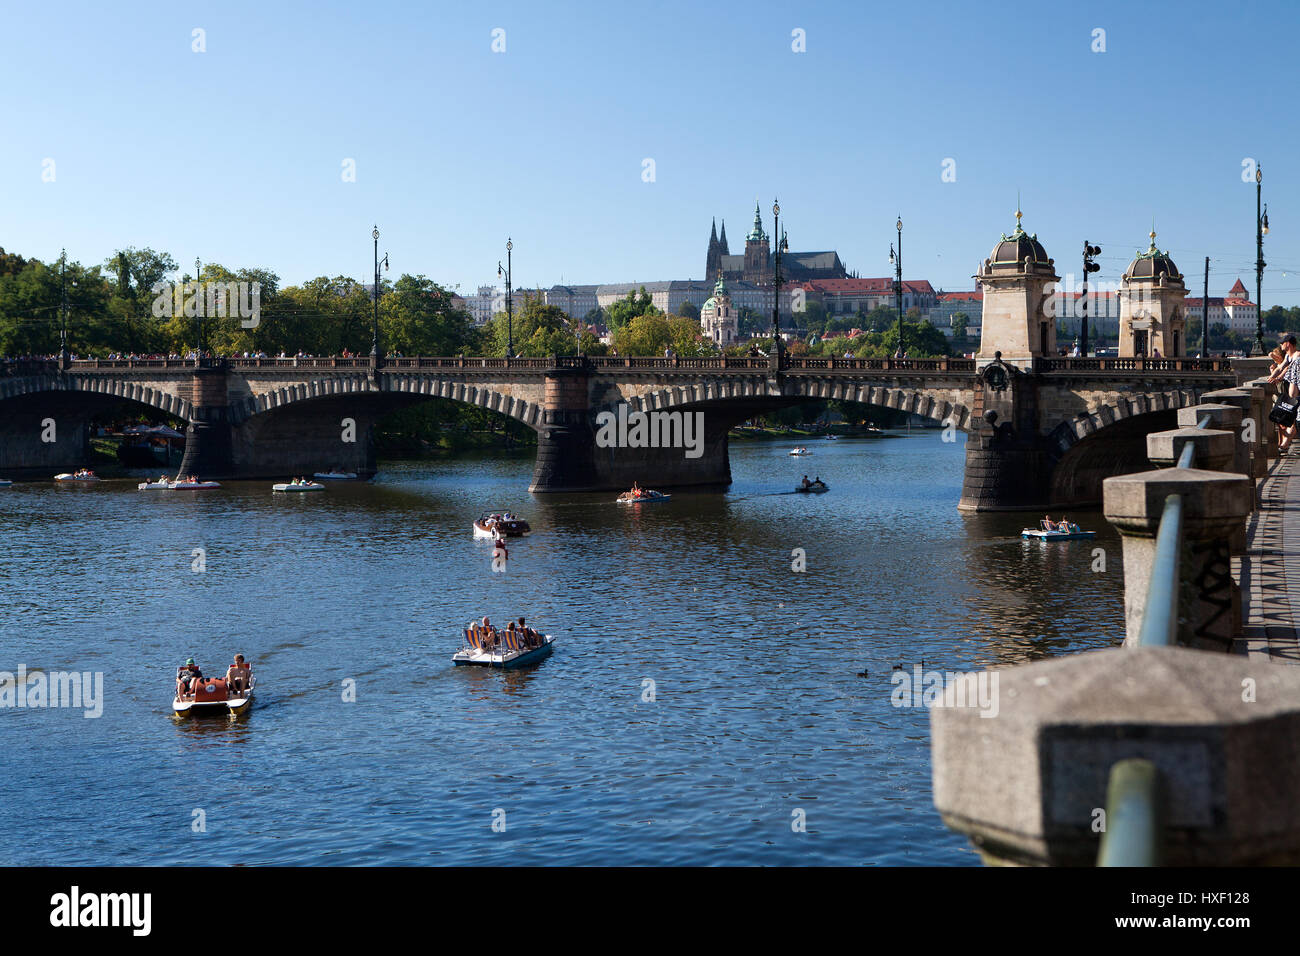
[699,271,738,346]
[1118,230,1187,358]
[975,209,1060,368]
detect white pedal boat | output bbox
[273,482,325,492]
[788,447,812,456]
[453,631,554,669]
[173,675,255,716]
[617,490,670,503]
[55,473,99,482]
[137,479,174,490]
[166,480,221,489]
[313,471,358,480]
[1021,527,1097,541]
[0,479,12,487]
[473,512,531,537]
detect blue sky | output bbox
[3,0,1299,301]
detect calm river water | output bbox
[0,432,1125,865]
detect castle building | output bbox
[1118,230,1186,358]
[975,210,1060,367]
[1183,278,1258,335]
[706,203,848,286]
[699,272,738,346]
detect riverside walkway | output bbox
[1237,452,1300,664]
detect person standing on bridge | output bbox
[1274,335,1300,451]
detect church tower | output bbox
[743,202,770,285]
[719,220,729,256]
[705,219,720,283]
[700,270,738,346]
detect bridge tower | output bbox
[975,210,1059,370]
[1119,230,1187,358]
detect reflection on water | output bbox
[0,432,1123,865]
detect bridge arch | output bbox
[618,377,974,431]
[235,373,544,430]
[0,374,194,420]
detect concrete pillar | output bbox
[529,368,596,492]
[1176,403,1246,476]
[1145,426,1233,470]
[1200,387,1267,484]
[175,366,233,479]
[930,645,1300,866]
[1103,467,1252,650]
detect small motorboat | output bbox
[453,624,554,669]
[313,471,358,480]
[617,489,670,504]
[1021,523,1096,541]
[788,447,812,456]
[274,481,325,492]
[173,672,255,717]
[795,480,829,493]
[473,511,531,537]
[55,471,99,482]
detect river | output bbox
[0,431,1125,865]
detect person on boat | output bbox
[814,475,823,487]
[225,654,250,694]
[801,475,811,489]
[493,536,508,561]
[177,658,202,697]
[630,481,642,497]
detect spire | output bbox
[746,202,767,243]
[710,218,718,243]
[719,220,729,254]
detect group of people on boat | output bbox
[287,476,314,486]
[469,616,544,651]
[1041,515,1080,534]
[799,475,826,489]
[618,482,655,501]
[175,654,251,698]
[72,469,96,479]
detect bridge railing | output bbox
[1035,357,1233,374]
[1094,413,1211,867]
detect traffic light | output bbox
[1084,242,1101,273]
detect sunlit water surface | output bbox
[0,432,1124,865]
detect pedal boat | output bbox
[168,479,221,489]
[473,512,531,537]
[313,471,358,480]
[795,481,829,493]
[788,447,813,456]
[273,482,325,492]
[55,472,99,482]
[453,627,554,668]
[1021,526,1097,541]
[173,675,255,716]
[0,479,11,487]
[616,490,670,503]
[138,479,175,490]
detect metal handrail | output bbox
[1098,759,1164,866]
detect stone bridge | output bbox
[0,354,1237,509]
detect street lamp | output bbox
[889,216,903,358]
[771,199,784,356]
[499,238,514,358]
[1255,166,1269,356]
[372,226,388,361]
[193,257,204,364]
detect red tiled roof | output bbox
[937,291,983,302]
[1229,278,1248,296]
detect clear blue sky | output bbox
[3,0,1299,301]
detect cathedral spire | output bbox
[719,220,729,255]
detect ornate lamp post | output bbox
[771,199,784,358]
[371,226,388,362]
[192,257,205,365]
[499,238,514,358]
[1254,166,1270,356]
[889,216,903,358]
[58,249,70,369]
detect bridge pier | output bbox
[175,365,233,478]
[529,368,598,493]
